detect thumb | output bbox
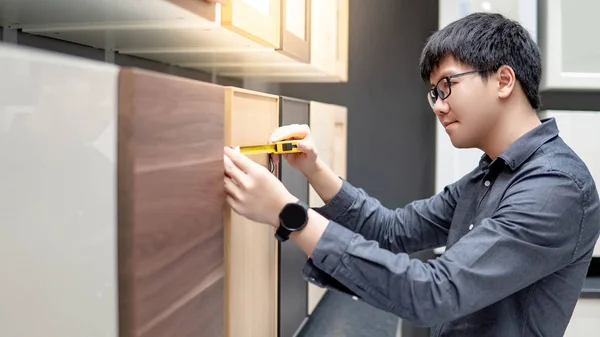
[297,140,316,155]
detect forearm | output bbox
[289,209,330,257]
[303,158,343,204]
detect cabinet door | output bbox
[0,43,120,337]
[539,110,600,257]
[306,101,348,314]
[310,0,348,81]
[222,0,281,48]
[224,87,279,337]
[278,97,310,337]
[117,68,225,337]
[279,0,311,62]
[539,0,600,90]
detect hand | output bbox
[224,147,298,228]
[269,124,319,175]
[202,0,226,4]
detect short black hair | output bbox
[419,12,541,109]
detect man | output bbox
[223,12,600,336]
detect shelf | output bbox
[539,0,600,91]
[0,0,348,82]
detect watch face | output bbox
[280,203,308,230]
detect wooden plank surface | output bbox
[224,87,279,337]
[307,101,348,315]
[118,68,225,337]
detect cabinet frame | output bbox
[539,0,600,91]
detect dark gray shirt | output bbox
[302,117,600,336]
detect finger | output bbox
[269,124,310,143]
[296,140,315,154]
[271,153,280,165]
[225,195,241,213]
[224,176,241,199]
[224,152,248,184]
[224,146,255,174]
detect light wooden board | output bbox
[307,101,348,315]
[224,87,279,337]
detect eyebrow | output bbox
[430,70,461,87]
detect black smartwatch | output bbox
[275,200,309,242]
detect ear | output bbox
[496,65,515,99]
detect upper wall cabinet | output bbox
[539,0,600,91]
[0,0,346,82]
[220,0,348,82]
[438,0,537,40]
[221,0,281,48]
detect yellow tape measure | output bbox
[238,140,301,155]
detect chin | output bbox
[449,136,475,149]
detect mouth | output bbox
[442,121,457,128]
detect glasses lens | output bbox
[427,91,436,107]
[437,79,450,99]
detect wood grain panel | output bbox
[224,87,280,337]
[278,97,310,337]
[118,68,225,337]
[307,101,348,315]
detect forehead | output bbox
[430,55,470,84]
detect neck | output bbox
[480,102,541,159]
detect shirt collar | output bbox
[479,117,559,171]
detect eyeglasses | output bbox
[427,70,482,108]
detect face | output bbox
[428,55,501,149]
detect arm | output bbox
[295,170,584,326]
[306,161,467,254]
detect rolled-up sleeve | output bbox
[302,170,584,326]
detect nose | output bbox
[432,98,450,116]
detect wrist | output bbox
[302,159,325,181]
[271,193,299,228]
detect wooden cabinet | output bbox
[0,41,120,337]
[224,87,280,337]
[280,0,311,62]
[221,0,281,48]
[539,0,600,90]
[278,97,310,337]
[1,0,346,82]
[307,101,348,314]
[309,0,349,82]
[539,110,600,257]
[117,68,225,337]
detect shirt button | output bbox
[352,296,359,301]
[484,180,491,187]
[469,224,474,230]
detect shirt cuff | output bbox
[311,178,358,222]
[300,221,361,298]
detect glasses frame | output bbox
[427,70,483,107]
